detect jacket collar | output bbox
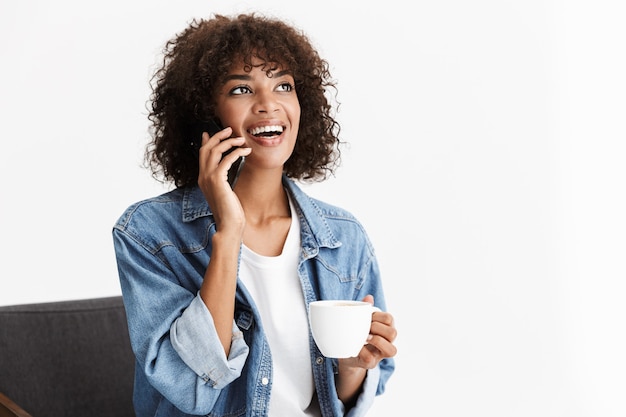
[282,176,342,257]
[180,176,342,256]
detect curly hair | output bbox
[145,13,342,187]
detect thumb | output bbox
[362,294,374,305]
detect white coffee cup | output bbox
[309,300,380,358]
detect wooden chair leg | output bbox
[0,392,33,417]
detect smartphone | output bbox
[191,119,245,188]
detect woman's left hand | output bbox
[335,294,397,406]
[344,294,397,370]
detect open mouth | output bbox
[248,125,284,137]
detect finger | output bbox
[200,128,225,149]
[199,136,246,173]
[221,146,251,167]
[361,294,374,305]
[208,126,233,141]
[201,131,210,147]
[218,136,247,156]
[365,334,397,359]
[372,311,394,326]
[370,319,397,343]
[356,343,386,369]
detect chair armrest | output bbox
[0,392,33,417]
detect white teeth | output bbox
[249,125,283,136]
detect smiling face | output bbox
[214,57,301,174]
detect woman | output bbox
[113,12,397,417]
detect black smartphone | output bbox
[191,119,245,188]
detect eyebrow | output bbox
[224,69,293,82]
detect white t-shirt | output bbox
[239,198,320,416]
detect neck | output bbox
[236,171,290,224]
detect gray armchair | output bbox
[0,296,135,417]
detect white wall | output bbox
[1,0,625,416]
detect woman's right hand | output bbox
[197,127,251,237]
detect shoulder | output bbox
[114,187,187,231]
[285,178,374,248]
[309,196,358,223]
[112,186,214,254]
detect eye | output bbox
[276,82,295,92]
[230,85,252,95]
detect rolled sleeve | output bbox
[170,294,249,388]
[345,366,381,417]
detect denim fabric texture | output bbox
[113,176,395,417]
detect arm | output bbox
[196,129,251,356]
[113,228,248,415]
[198,231,242,357]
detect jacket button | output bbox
[316,357,324,365]
[261,377,269,385]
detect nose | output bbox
[252,90,280,114]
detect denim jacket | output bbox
[112,177,395,417]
